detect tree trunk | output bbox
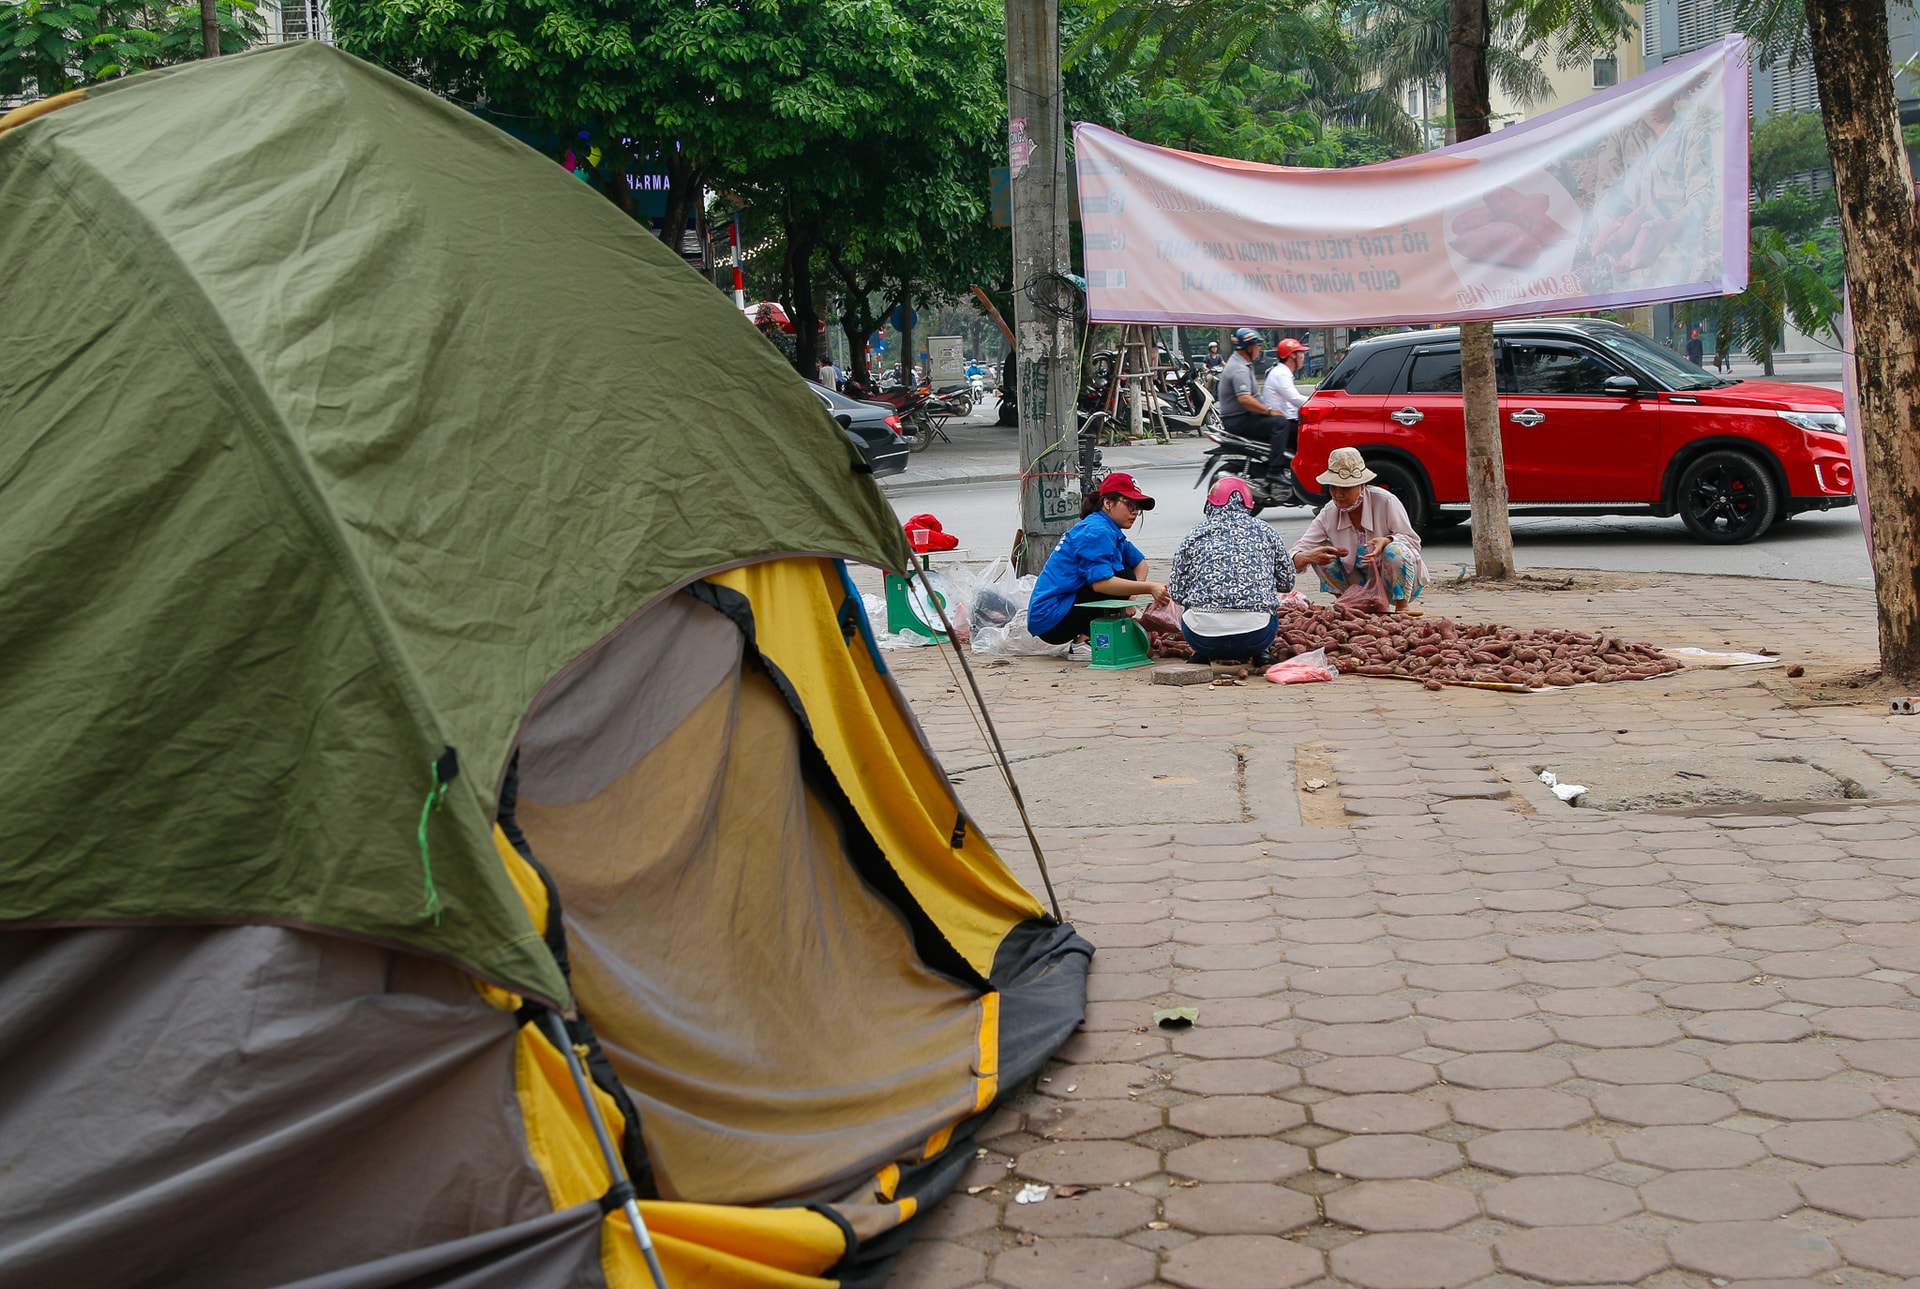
[656,157,705,253]
[1450,0,1514,580]
[1806,0,1920,683]
[899,285,916,387]
[200,0,220,57]
[789,232,820,375]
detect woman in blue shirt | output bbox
[1028,473,1170,648]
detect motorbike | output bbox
[930,383,974,417]
[1193,418,1310,516]
[864,380,943,451]
[1156,357,1224,437]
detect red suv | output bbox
[1293,320,1853,544]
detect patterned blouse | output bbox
[1168,495,1297,611]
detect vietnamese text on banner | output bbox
[1074,36,1749,327]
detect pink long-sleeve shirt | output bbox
[1291,486,1430,586]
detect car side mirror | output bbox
[1603,375,1640,397]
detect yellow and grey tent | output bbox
[0,43,1090,1289]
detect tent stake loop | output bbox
[539,1011,670,1289]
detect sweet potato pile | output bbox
[1147,629,1194,660]
[1275,603,1683,690]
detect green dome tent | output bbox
[0,42,1089,1289]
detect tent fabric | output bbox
[507,561,1092,1259]
[0,925,579,1289]
[0,41,910,1004]
[0,41,1091,1289]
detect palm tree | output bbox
[1352,0,1553,141]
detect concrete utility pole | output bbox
[1007,0,1078,575]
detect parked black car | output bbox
[813,384,910,478]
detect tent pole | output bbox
[539,1011,671,1289]
[912,565,1064,922]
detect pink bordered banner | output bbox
[1073,35,1750,326]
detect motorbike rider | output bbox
[1259,338,1311,489]
[1216,328,1295,489]
[1203,340,1224,373]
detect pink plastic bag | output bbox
[1140,599,1186,634]
[1265,647,1338,684]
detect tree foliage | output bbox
[1749,108,1827,196]
[0,0,258,97]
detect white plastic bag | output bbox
[1265,647,1338,684]
[973,622,1070,657]
[967,557,1024,629]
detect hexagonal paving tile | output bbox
[1681,1010,1815,1043]
[1172,1026,1297,1059]
[1466,1130,1615,1175]
[1732,1080,1882,1121]
[1797,1164,1920,1219]
[1450,1088,1593,1130]
[1708,1043,1847,1081]
[1572,1047,1711,1084]
[1592,1083,1736,1126]
[1495,1226,1671,1285]
[1312,1093,1451,1135]
[1300,1023,1428,1057]
[1004,1186,1159,1237]
[1422,1019,1556,1053]
[1324,1179,1481,1232]
[1171,1059,1302,1096]
[1169,1095,1308,1138]
[1667,1221,1841,1281]
[990,1236,1160,1289]
[1317,1133,1463,1181]
[1015,1140,1161,1185]
[1328,1232,1495,1289]
[1640,1169,1802,1221]
[1762,1120,1918,1166]
[1303,1056,1437,1094]
[1166,1137,1309,1182]
[1028,1099,1165,1141]
[1162,1183,1318,1235]
[1832,1218,1920,1277]
[1615,1124,1767,1170]
[1161,1234,1326,1289]
[891,1239,985,1289]
[1844,1039,1920,1077]
[1811,1006,1920,1040]
[1438,1053,1572,1089]
[1484,1175,1641,1226]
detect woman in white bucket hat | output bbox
[1291,447,1429,612]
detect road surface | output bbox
[889,459,1873,587]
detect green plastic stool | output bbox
[1080,599,1154,670]
[884,568,947,641]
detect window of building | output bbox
[1593,56,1619,88]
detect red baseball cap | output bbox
[1097,472,1156,509]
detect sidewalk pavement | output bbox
[869,568,1920,1289]
[881,409,1207,493]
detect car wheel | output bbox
[1677,449,1779,544]
[1370,459,1431,532]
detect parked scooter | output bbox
[1156,356,1223,437]
[1193,419,1309,516]
[864,380,943,451]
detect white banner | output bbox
[1075,36,1749,326]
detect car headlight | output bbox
[1779,410,1847,436]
